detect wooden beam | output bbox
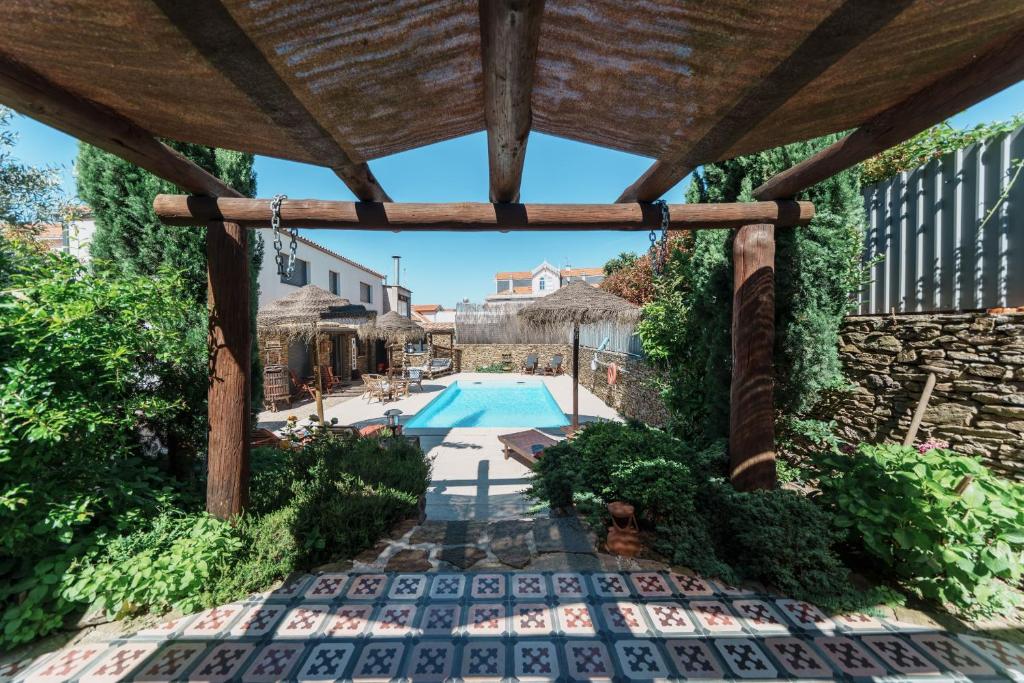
[206,220,251,519]
[0,53,241,198]
[617,0,912,203]
[151,0,391,202]
[754,27,1024,201]
[479,0,545,203]
[729,223,776,491]
[153,195,814,231]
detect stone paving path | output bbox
[3,570,1022,681]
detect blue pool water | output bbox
[405,380,569,429]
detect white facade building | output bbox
[485,261,604,305]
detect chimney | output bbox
[392,255,401,286]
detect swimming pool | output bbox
[404,380,569,429]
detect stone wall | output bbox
[453,343,668,427]
[826,312,1024,479]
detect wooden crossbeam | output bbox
[0,53,242,198]
[153,195,814,231]
[479,0,545,203]
[617,0,912,203]
[754,26,1024,201]
[151,0,391,202]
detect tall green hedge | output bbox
[638,134,864,442]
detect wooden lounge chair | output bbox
[425,357,453,378]
[324,366,345,394]
[289,369,317,402]
[498,429,560,469]
[522,353,538,374]
[542,355,564,376]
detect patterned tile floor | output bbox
[3,571,1022,682]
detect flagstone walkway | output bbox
[4,569,1022,681]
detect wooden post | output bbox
[729,223,777,491]
[572,322,580,429]
[206,220,250,519]
[902,372,937,447]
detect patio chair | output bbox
[405,367,424,392]
[426,357,452,378]
[542,355,564,376]
[522,353,538,374]
[324,366,345,394]
[289,369,317,402]
[359,374,376,402]
[366,374,392,403]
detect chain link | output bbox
[649,199,670,277]
[271,194,292,277]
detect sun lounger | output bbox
[542,354,564,375]
[498,429,560,469]
[425,357,452,378]
[522,353,538,374]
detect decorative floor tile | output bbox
[669,572,715,597]
[29,645,107,681]
[513,604,556,636]
[419,604,461,636]
[275,605,330,638]
[763,636,834,679]
[690,599,743,634]
[552,572,588,598]
[265,574,313,601]
[79,643,160,682]
[831,611,886,633]
[131,642,207,682]
[0,657,35,683]
[601,601,648,635]
[346,574,388,600]
[466,603,507,637]
[242,642,305,682]
[428,574,465,600]
[189,642,255,683]
[350,642,405,682]
[628,572,673,597]
[775,599,836,633]
[470,573,506,599]
[181,605,243,638]
[557,603,598,636]
[387,573,427,600]
[711,580,757,597]
[643,601,696,635]
[304,573,348,600]
[294,643,355,682]
[910,633,997,677]
[514,641,560,681]
[512,573,548,599]
[406,642,455,682]
[714,638,778,679]
[814,635,887,678]
[862,634,942,675]
[461,642,506,681]
[664,639,725,679]
[323,604,374,638]
[958,635,1024,680]
[591,572,630,598]
[732,599,789,634]
[564,640,615,682]
[228,604,286,637]
[370,603,418,637]
[613,639,670,680]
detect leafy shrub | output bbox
[815,444,1024,616]
[475,363,505,373]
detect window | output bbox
[359,282,373,303]
[280,257,309,286]
[328,270,340,295]
[398,294,410,316]
[539,278,546,290]
[496,280,511,293]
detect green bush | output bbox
[815,444,1024,616]
[475,363,505,373]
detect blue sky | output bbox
[8,82,1024,306]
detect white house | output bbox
[485,261,604,305]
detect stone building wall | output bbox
[453,343,668,427]
[825,311,1024,479]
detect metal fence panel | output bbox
[858,124,1024,314]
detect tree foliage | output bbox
[0,107,70,238]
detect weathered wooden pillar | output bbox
[729,223,777,491]
[206,220,250,519]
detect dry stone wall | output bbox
[453,343,668,427]
[825,312,1024,479]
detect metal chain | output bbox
[649,199,670,277]
[272,193,288,276]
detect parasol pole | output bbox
[572,322,580,429]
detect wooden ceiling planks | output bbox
[616,0,914,203]
[479,0,546,203]
[150,0,390,201]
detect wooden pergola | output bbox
[3,1,1022,518]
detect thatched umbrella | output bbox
[519,280,641,430]
[358,311,426,369]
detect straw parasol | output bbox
[257,285,370,340]
[519,280,641,430]
[357,310,427,343]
